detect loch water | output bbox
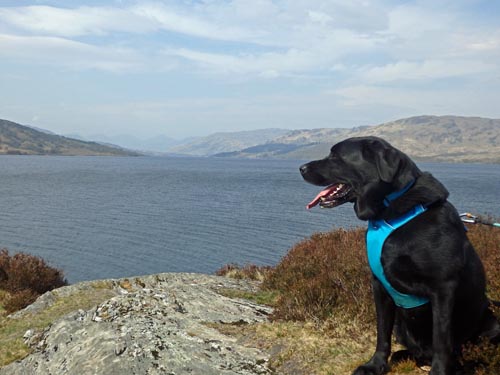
[0,156,499,283]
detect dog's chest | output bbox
[367,205,430,308]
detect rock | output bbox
[1,273,273,375]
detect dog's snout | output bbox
[299,163,309,176]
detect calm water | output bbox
[0,156,499,283]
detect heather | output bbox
[0,249,67,314]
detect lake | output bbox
[0,156,499,283]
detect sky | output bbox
[1,0,499,140]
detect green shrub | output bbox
[0,249,67,313]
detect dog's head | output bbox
[300,136,448,220]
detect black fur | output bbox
[300,137,500,375]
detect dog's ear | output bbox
[364,139,401,184]
[374,146,401,184]
[367,139,419,189]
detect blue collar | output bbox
[383,179,415,207]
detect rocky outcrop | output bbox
[1,273,273,375]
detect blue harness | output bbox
[366,182,430,309]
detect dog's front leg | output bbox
[429,285,456,375]
[352,278,394,375]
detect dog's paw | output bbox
[352,362,390,375]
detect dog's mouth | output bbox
[306,183,352,209]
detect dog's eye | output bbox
[330,150,341,158]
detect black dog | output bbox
[299,136,499,375]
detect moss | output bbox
[217,288,279,307]
[0,285,116,367]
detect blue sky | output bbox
[1,0,499,139]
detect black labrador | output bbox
[299,136,499,375]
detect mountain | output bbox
[165,128,290,156]
[0,119,140,156]
[212,116,500,163]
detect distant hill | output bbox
[0,119,140,156]
[71,133,186,154]
[209,116,500,163]
[166,128,290,156]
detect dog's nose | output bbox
[299,163,309,175]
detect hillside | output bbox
[0,119,139,156]
[166,128,290,156]
[206,116,500,163]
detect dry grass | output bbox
[216,263,273,282]
[0,286,116,367]
[212,317,427,375]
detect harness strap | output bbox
[367,199,430,308]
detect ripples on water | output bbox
[0,156,498,283]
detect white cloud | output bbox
[130,2,262,42]
[0,34,142,72]
[4,1,497,82]
[307,10,333,25]
[165,47,331,77]
[0,5,154,37]
[359,59,498,83]
[333,83,500,119]
[0,3,263,42]
[163,27,379,77]
[385,4,454,40]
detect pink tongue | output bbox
[306,184,338,209]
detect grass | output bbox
[211,317,427,375]
[218,287,280,306]
[0,286,116,366]
[215,263,273,282]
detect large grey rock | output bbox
[1,273,273,375]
